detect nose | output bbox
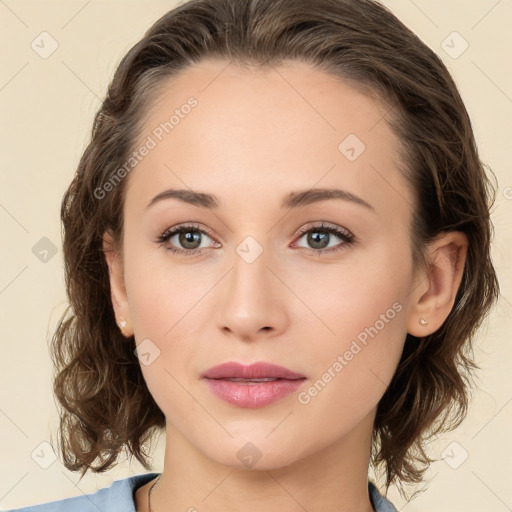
[215,243,289,342]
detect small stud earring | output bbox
[117,320,127,329]
[419,318,428,326]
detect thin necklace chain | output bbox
[147,474,162,512]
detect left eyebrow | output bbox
[281,188,375,212]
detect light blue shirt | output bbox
[7,473,397,511]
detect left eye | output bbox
[292,222,354,253]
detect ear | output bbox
[102,230,134,338]
[407,231,468,336]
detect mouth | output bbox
[211,377,303,383]
[207,377,306,386]
[201,362,307,408]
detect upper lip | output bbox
[202,362,306,380]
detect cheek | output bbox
[292,244,411,339]
[299,294,406,400]
[291,248,411,405]
[122,229,201,334]
[293,278,408,449]
[121,235,211,395]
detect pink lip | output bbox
[202,361,306,380]
[201,362,307,408]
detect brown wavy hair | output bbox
[50,0,500,499]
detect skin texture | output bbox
[103,58,468,512]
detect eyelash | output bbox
[154,222,355,256]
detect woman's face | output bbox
[115,58,419,468]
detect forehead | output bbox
[126,58,413,221]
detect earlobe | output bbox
[407,231,468,337]
[102,231,134,338]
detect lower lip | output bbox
[203,378,307,408]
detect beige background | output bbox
[1,0,511,510]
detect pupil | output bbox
[180,230,201,249]
[309,231,329,249]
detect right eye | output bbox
[155,223,220,255]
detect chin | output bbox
[202,437,308,472]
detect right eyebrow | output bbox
[146,189,218,210]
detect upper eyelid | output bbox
[164,223,216,240]
[296,221,353,236]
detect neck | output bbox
[146,408,377,512]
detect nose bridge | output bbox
[217,232,287,337]
[230,234,274,305]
